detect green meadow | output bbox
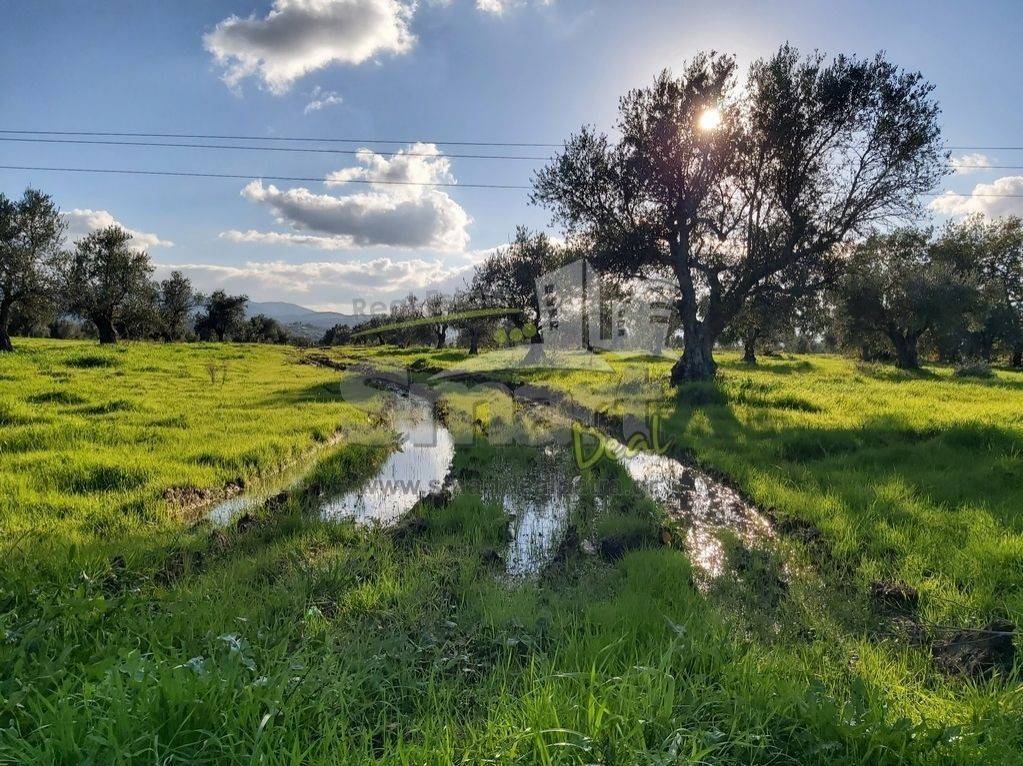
[2,339,1022,764]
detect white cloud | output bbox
[64,209,173,250]
[325,141,454,187]
[950,153,992,175]
[204,0,415,94]
[153,257,476,310]
[476,0,552,14]
[304,85,343,113]
[928,176,1023,218]
[229,144,471,250]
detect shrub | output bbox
[954,360,993,379]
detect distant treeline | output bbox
[322,220,1023,374]
[0,188,302,349]
[4,186,1023,374]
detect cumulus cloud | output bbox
[153,257,476,309]
[950,153,992,175]
[229,144,471,250]
[476,0,552,14]
[928,176,1023,218]
[204,0,415,94]
[304,85,343,113]
[64,209,173,250]
[325,141,454,187]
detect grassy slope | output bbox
[1,340,1022,764]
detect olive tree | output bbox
[0,189,66,352]
[64,226,153,345]
[159,270,195,341]
[195,290,248,342]
[838,229,972,369]
[423,293,450,349]
[978,216,1023,367]
[475,227,564,343]
[451,279,498,356]
[533,46,946,382]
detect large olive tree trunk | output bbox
[669,242,718,383]
[0,298,13,352]
[742,332,758,365]
[889,330,921,370]
[95,315,119,345]
[671,321,717,383]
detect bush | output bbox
[954,360,994,379]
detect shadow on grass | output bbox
[260,381,347,406]
[717,358,816,376]
[662,376,1023,589]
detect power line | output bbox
[0,129,562,149]
[3,130,1023,153]
[948,146,1023,152]
[0,136,551,162]
[0,164,532,190]
[3,164,1022,197]
[7,136,1023,170]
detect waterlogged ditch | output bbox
[202,363,1015,676]
[463,446,580,579]
[209,359,786,584]
[601,436,776,581]
[320,394,454,525]
[208,391,454,527]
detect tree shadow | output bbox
[716,358,816,376]
[850,362,942,382]
[260,381,346,406]
[656,379,1023,630]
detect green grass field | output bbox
[2,339,1022,764]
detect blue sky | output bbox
[2,0,1022,311]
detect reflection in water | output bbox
[604,439,773,579]
[472,453,578,579]
[209,394,453,528]
[501,477,577,578]
[320,395,455,525]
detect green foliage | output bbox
[0,187,66,351]
[63,225,154,344]
[195,290,249,342]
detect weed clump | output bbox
[954,360,994,379]
[66,354,120,369]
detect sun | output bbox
[697,107,723,132]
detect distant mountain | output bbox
[246,301,357,339]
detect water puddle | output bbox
[208,462,310,526]
[320,394,454,525]
[209,392,454,528]
[499,461,578,578]
[502,485,576,578]
[603,438,774,580]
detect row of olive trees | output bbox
[0,187,291,350]
[835,216,1023,369]
[722,216,1023,370]
[320,227,566,355]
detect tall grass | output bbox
[1,341,1021,763]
